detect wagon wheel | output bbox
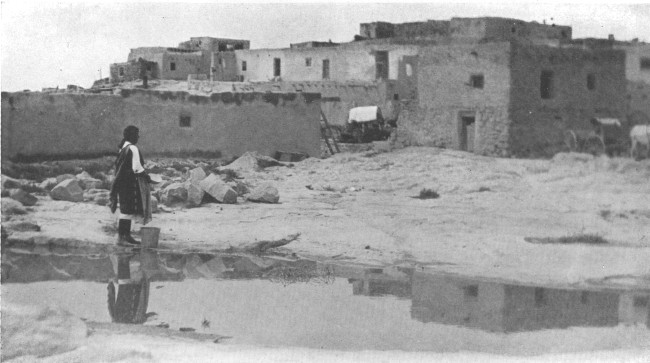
[564,130,578,152]
[584,136,605,156]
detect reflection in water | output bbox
[107,252,151,324]
[348,268,650,331]
[2,248,649,333]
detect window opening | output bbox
[242,61,247,71]
[463,285,479,300]
[170,62,176,71]
[118,67,124,76]
[179,115,191,128]
[470,74,484,89]
[640,57,650,70]
[305,57,312,67]
[322,59,330,80]
[587,73,596,90]
[274,58,281,77]
[540,70,554,99]
[534,288,547,307]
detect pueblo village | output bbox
[1,6,650,363]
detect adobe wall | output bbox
[160,52,210,81]
[615,43,650,84]
[187,80,392,127]
[399,42,512,156]
[127,47,168,62]
[508,43,627,157]
[234,44,419,83]
[627,80,650,125]
[1,90,321,161]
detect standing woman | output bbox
[110,125,153,246]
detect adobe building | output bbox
[110,37,250,83]
[571,37,650,126]
[398,41,626,157]
[102,17,630,158]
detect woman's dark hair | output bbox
[118,125,140,149]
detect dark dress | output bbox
[110,144,152,224]
[112,145,144,215]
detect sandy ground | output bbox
[6,147,650,284]
[4,146,650,361]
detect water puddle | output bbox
[2,247,649,354]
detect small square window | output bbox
[179,115,191,128]
[305,57,312,67]
[640,57,650,70]
[464,285,479,300]
[170,62,176,71]
[587,73,596,90]
[242,61,247,71]
[470,74,484,89]
[118,67,124,76]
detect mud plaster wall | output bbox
[508,43,627,157]
[234,44,419,83]
[187,80,392,127]
[627,81,650,125]
[1,91,321,160]
[399,42,512,156]
[616,43,650,84]
[160,52,210,81]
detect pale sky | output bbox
[2,1,649,91]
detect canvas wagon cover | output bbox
[348,106,380,123]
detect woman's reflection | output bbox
[107,252,150,324]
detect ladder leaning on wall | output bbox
[320,110,340,155]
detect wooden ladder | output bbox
[320,110,340,155]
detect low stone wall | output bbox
[1,90,321,161]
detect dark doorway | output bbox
[375,51,389,80]
[459,113,476,152]
[274,58,281,77]
[322,59,330,79]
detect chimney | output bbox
[608,34,615,41]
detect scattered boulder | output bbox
[5,221,41,232]
[9,189,38,206]
[161,183,188,207]
[247,183,280,203]
[223,151,282,174]
[75,171,103,190]
[227,180,250,197]
[199,174,237,204]
[185,182,204,208]
[1,303,87,361]
[39,178,58,191]
[55,174,77,184]
[1,198,27,215]
[50,179,84,202]
[1,175,22,190]
[187,167,207,185]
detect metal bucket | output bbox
[140,227,160,249]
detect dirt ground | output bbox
[4,146,650,362]
[4,146,650,286]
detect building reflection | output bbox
[348,268,650,332]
